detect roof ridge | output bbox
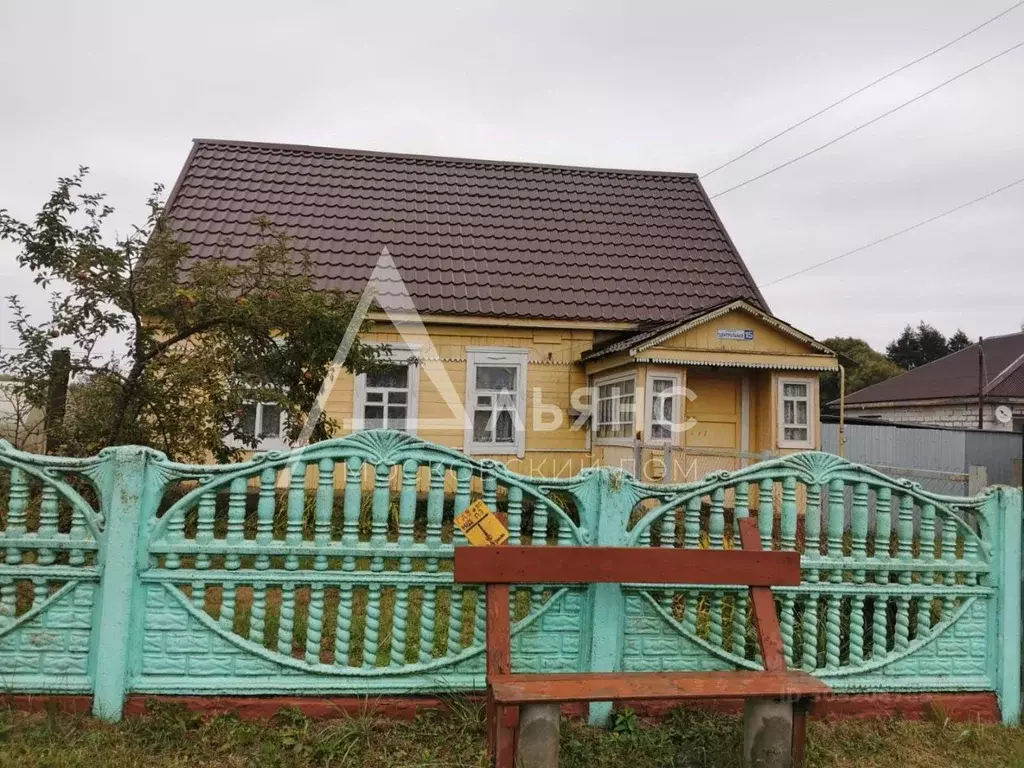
[191,138,702,181]
[984,350,1024,395]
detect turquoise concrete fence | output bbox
[0,431,1020,723]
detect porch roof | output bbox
[580,299,837,363]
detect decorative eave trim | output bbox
[633,299,835,356]
[368,311,632,332]
[634,356,836,371]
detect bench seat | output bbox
[490,670,830,704]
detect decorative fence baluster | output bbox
[255,467,276,570]
[314,459,335,571]
[335,583,354,666]
[757,478,773,550]
[306,584,325,664]
[851,482,868,583]
[195,490,215,570]
[278,583,296,656]
[285,463,307,571]
[392,585,410,665]
[363,583,382,666]
[370,464,390,572]
[342,457,362,571]
[419,584,438,662]
[398,461,417,572]
[5,468,28,565]
[827,479,844,581]
[780,477,796,551]
[684,496,700,549]
[709,488,725,549]
[225,477,246,571]
[507,487,523,545]
[38,485,59,565]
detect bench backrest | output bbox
[454,518,792,679]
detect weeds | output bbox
[1,701,1023,768]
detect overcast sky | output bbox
[2,1,1022,352]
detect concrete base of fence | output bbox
[743,698,792,768]
[518,703,560,768]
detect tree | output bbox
[885,322,952,370]
[0,168,384,461]
[820,337,904,409]
[948,329,972,353]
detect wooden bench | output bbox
[454,518,831,768]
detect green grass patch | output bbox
[1,701,1023,768]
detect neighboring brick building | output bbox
[840,331,1024,433]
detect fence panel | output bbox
[0,444,106,694]
[134,431,593,703]
[0,432,1019,724]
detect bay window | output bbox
[594,373,635,443]
[778,377,813,449]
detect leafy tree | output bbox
[947,329,972,353]
[0,168,384,461]
[885,322,953,370]
[820,337,904,408]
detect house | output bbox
[840,331,1024,433]
[164,139,838,479]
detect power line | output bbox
[762,175,1024,288]
[702,1,1024,178]
[708,40,1024,199]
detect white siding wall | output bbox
[846,402,1022,432]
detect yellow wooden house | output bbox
[165,139,838,481]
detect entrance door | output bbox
[682,369,743,480]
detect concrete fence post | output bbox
[91,446,159,721]
[579,468,631,726]
[986,486,1023,724]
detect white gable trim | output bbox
[631,300,835,357]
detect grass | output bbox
[1,702,1023,768]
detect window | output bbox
[465,348,528,456]
[645,373,680,442]
[354,344,420,433]
[238,401,286,450]
[594,373,636,443]
[778,378,813,448]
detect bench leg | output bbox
[743,697,793,768]
[517,703,560,768]
[494,704,519,768]
[792,698,809,767]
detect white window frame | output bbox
[353,343,421,434]
[233,401,288,452]
[644,371,682,444]
[593,371,637,446]
[777,376,814,449]
[464,347,528,457]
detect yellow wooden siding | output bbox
[324,322,593,477]
[658,309,820,356]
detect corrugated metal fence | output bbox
[822,420,1023,496]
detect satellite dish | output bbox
[994,405,1013,424]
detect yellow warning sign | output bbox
[454,499,509,546]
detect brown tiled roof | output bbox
[844,331,1024,404]
[164,139,767,324]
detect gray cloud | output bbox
[2,0,1022,352]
